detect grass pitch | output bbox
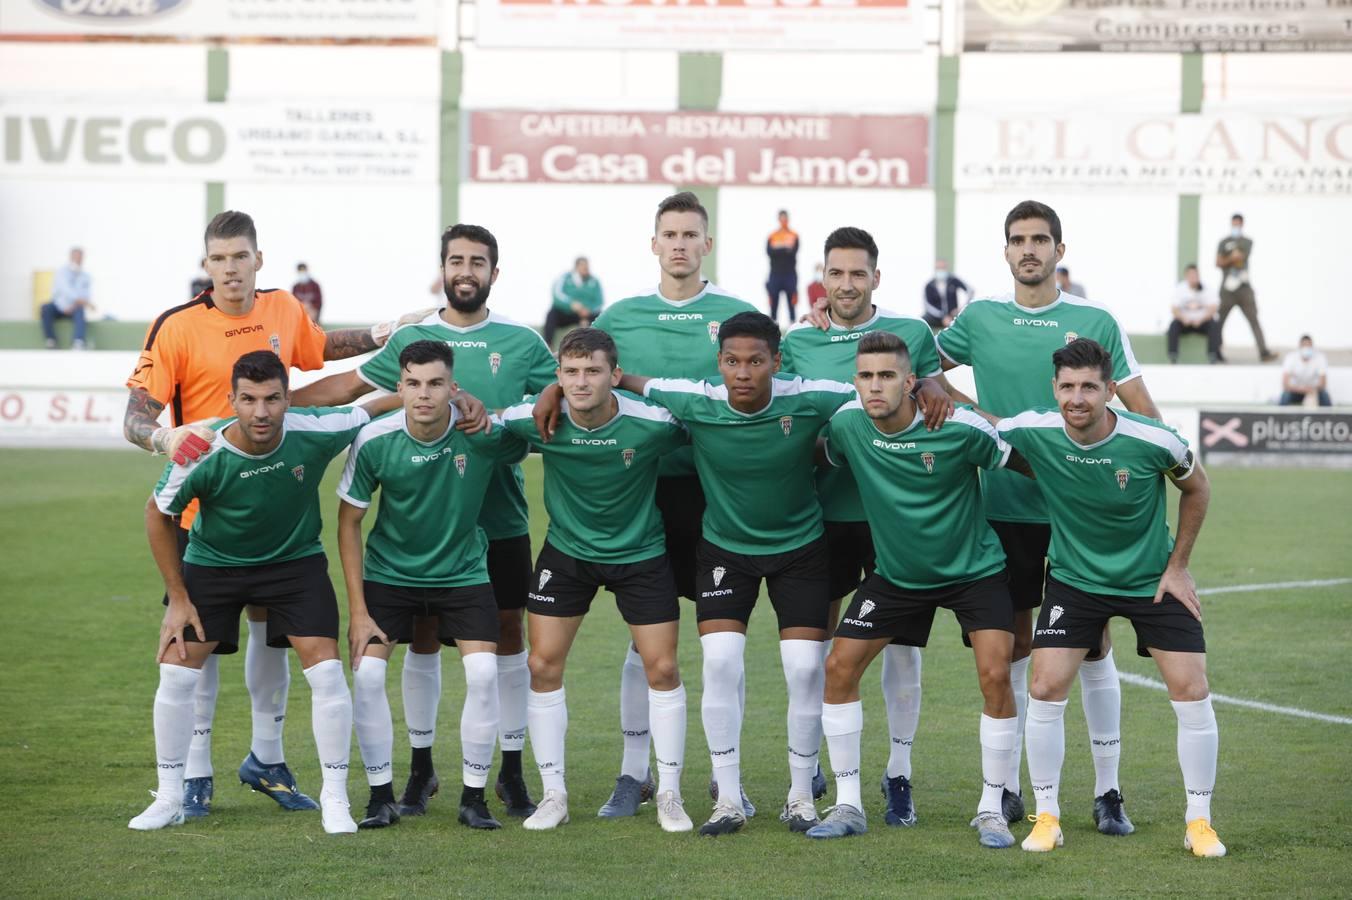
[0,450,1349,897]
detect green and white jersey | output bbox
[500,392,688,564]
[643,375,855,555]
[997,409,1195,597]
[357,310,556,541]
[781,306,944,524]
[937,291,1143,525]
[154,406,369,567]
[593,281,756,477]
[337,407,528,588]
[825,403,1009,590]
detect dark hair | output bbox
[574,256,588,267]
[1232,213,1244,223]
[558,327,618,369]
[1052,338,1112,383]
[204,210,257,251]
[1056,266,1069,276]
[297,262,308,271]
[777,209,788,217]
[1184,263,1198,271]
[823,226,879,269]
[232,349,288,391]
[399,339,454,375]
[654,191,709,232]
[1004,200,1062,246]
[718,311,781,356]
[441,224,499,269]
[1299,334,1313,343]
[856,330,911,371]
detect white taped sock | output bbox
[527,687,567,793]
[461,653,499,789]
[1080,650,1122,797]
[154,664,201,797]
[822,700,863,811]
[401,649,441,749]
[497,651,529,751]
[1008,655,1030,792]
[303,659,352,795]
[245,619,288,765]
[780,639,824,800]
[1173,696,1218,823]
[881,644,922,779]
[619,644,651,781]
[185,654,218,779]
[701,632,746,803]
[352,657,393,787]
[1025,697,1068,819]
[649,684,687,797]
[979,714,1017,815]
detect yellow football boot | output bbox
[1185,818,1227,858]
[1021,812,1064,852]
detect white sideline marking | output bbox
[1199,578,1352,597]
[1117,672,1352,725]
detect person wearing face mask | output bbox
[1216,214,1276,363]
[922,259,970,330]
[1280,335,1331,406]
[293,262,323,323]
[806,262,827,308]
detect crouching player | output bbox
[132,350,403,834]
[338,341,527,831]
[810,331,1029,847]
[998,339,1223,857]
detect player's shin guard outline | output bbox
[461,652,499,789]
[185,654,218,779]
[245,620,289,765]
[352,657,393,787]
[303,659,353,794]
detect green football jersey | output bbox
[154,406,369,567]
[593,281,756,477]
[357,310,556,541]
[997,408,1194,597]
[825,403,1009,590]
[500,392,688,564]
[937,292,1142,524]
[781,306,944,523]
[337,407,528,588]
[643,375,855,555]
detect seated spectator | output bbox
[544,256,603,347]
[1167,264,1221,364]
[922,258,970,329]
[1280,335,1332,407]
[41,247,92,350]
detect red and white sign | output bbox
[0,389,127,447]
[474,0,923,51]
[467,110,929,189]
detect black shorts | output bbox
[834,571,1014,646]
[487,534,533,611]
[989,520,1050,611]
[364,580,499,646]
[824,520,875,602]
[527,542,680,626]
[180,553,339,654]
[655,475,705,601]
[159,525,191,606]
[695,535,830,631]
[1035,576,1206,658]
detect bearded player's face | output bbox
[442,238,497,313]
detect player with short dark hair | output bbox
[997,339,1222,858]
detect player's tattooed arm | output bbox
[322,328,380,360]
[124,388,165,451]
[1004,448,1036,480]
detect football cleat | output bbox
[804,804,868,840]
[1184,818,1227,858]
[398,770,439,817]
[238,753,319,811]
[495,773,538,818]
[638,769,656,803]
[182,776,213,819]
[655,791,693,833]
[128,793,185,831]
[812,764,828,801]
[597,774,648,818]
[458,798,503,830]
[1093,789,1135,836]
[320,790,358,834]
[971,811,1016,849]
[881,774,917,827]
[698,797,746,837]
[780,796,820,833]
[1021,813,1064,852]
[522,789,569,831]
[1002,788,1025,825]
[708,778,757,818]
[358,795,400,829]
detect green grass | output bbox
[1,451,1349,897]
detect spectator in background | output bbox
[1280,335,1331,407]
[544,255,603,347]
[766,209,799,326]
[806,262,827,308]
[1166,264,1221,364]
[1217,213,1276,363]
[292,262,323,322]
[41,247,92,350]
[190,259,213,298]
[922,258,970,330]
[1055,266,1087,298]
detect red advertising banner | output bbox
[467,111,930,189]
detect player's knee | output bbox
[462,652,497,693]
[824,650,857,688]
[527,652,563,691]
[1168,677,1210,703]
[1028,672,1070,703]
[701,648,741,686]
[782,653,821,695]
[977,662,1011,699]
[644,655,680,692]
[1012,630,1033,659]
[352,660,385,701]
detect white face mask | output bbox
[934,270,948,282]
[1231,226,1242,238]
[1301,346,1314,360]
[297,273,310,283]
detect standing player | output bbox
[338,341,529,831]
[809,332,1025,848]
[536,192,757,818]
[498,329,693,833]
[766,209,799,327]
[123,210,427,818]
[131,350,399,834]
[293,224,553,819]
[997,339,1222,858]
[617,311,855,836]
[933,200,1161,832]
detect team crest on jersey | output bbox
[291,465,304,483]
[454,454,467,477]
[921,451,935,473]
[539,569,553,589]
[780,416,793,436]
[712,566,726,587]
[1064,331,1079,345]
[1115,468,1130,490]
[622,448,635,469]
[858,598,876,619]
[707,321,721,344]
[489,352,502,376]
[1049,604,1064,626]
[270,334,282,355]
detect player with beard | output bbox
[293,224,556,820]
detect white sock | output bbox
[352,657,393,787]
[497,651,529,752]
[1025,697,1068,819]
[821,700,863,812]
[620,645,651,781]
[881,644,922,779]
[1173,696,1218,823]
[979,714,1017,816]
[185,654,218,779]
[154,664,201,798]
[780,639,824,801]
[649,684,687,797]
[1080,650,1122,797]
[700,632,746,803]
[1007,655,1030,792]
[245,620,289,765]
[461,653,499,789]
[401,649,441,749]
[303,659,352,796]
[527,687,567,793]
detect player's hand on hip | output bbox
[158,595,204,663]
[533,383,564,443]
[452,390,489,434]
[348,613,389,670]
[1155,565,1200,621]
[914,379,955,432]
[152,419,220,465]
